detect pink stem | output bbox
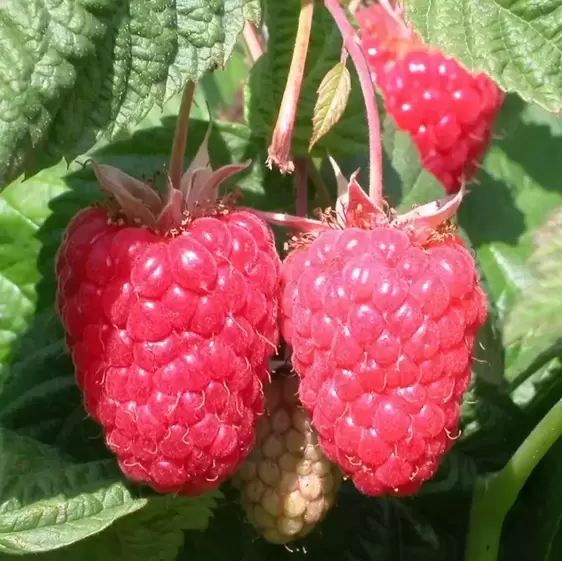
[242,21,265,62]
[267,0,315,174]
[324,0,383,205]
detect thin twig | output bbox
[242,21,265,62]
[266,0,315,174]
[169,81,196,189]
[324,0,383,205]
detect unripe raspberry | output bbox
[233,375,342,544]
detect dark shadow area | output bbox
[459,169,526,248]
[182,481,459,561]
[460,93,562,248]
[495,96,562,195]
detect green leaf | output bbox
[29,492,221,561]
[245,0,368,156]
[504,208,562,351]
[310,61,352,150]
[0,429,146,555]
[0,0,260,186]
[405,0,562,112]
[458,94,562,382]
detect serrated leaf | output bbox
[0,487,220,560]
[0,0,260,186]
[0,429,146,554]
[245,0,368,157]
[406,0,562,112]
[457,94,562,381]
[504,208,562,347]
[310,62,352,150]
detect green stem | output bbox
[465,399,562,561]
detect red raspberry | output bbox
[357,4,504,194]
[55,96,281,496]
[272,175,487,497]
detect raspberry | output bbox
[233,374,341,543]
[275,179,487,496]
[55,90,281,495]
[357,4,504,194]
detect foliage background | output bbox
[0,0,562,559]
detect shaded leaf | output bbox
[504,208,562,349]
[181,484,459,561]
[457,94,562,381]
[318,106,444,209]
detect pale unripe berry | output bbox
[232,375,342,544]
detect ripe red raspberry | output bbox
[270,172,487,496]
[55,88,281,496]
[356,4,504,194]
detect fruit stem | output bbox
[465,399,562,561]
[294,157,309,216]
[169,81,196,189]
[324,0,383,206]
[242,21,265,62]
[240,17,332,211]
[267,0,314,174]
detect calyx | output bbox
[250,156,465,245]
[87,81,250,234]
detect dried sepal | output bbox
[255,153,466,245]
[92,163,159,228]
[157,178,185,233]
[86,82,248,233]
[393,185,465,243]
